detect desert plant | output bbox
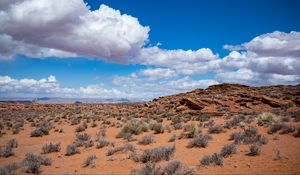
[42,142,61,154]
[107,143,135,156]
[230,127,267,145]
[294,127,300,138]
[187,134,211,148]
[83,155,97,168]
[220,144,237,158]
[0,162,20,175]
[138,134,155,145]
[208,125,224,134]
[131,162,160,175]
[139,145,176,163]
[163,159,195,175]
[65,144,80,156]
[75,122,88,132]
[268,123,283,134]
[249,144,261,156]
[116,121,148,139]
[95,136,111,148]
[200,153,223,166]
[280,124,295,134]
[0,145,14,158]
[257,112,279,124]
[6,139,18,148]
[22,153,51,174]
[168,134,176,142]
[152,123,164,134]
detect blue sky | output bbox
[0,0,299,99]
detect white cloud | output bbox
[0,0,149,62]
[139,68,177,79]
[0,75,126,98]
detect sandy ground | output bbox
[1,116,300,175]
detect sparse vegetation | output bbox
[249,144,261,156]
[208,124,224,134]
[187,134,212,148]
[200,153,223,166]
[139,145,176,163]
[116,121,148,139]
[65,144,80,156]
[22,153,51,174]
[138,134,155,145]
[42,142,61,154]
[220,144,237,158]
[107,143,135,156]
[83,155,97,168]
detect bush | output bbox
[7,139,18,148]
[74,133,93,147]
[268,123,283,134]
[83,155,97,168]
[65,144,80,156]
[187,134,211,148]
[30,122,52,137]
[131,162,160,175]
[116,121,148,139]
[22,153,51,174]
[96,136,111,149]
[139,145,176,163]
[230,127,267,145]
[42,142,61,154]
[249,144,261,156]
[208,125,224,134]
[0,162,20,175]
[200,153,223,166]
[220,144,237,158]
[280,124,295,134]
[182,124,198,138]
[138,134,155,145]
[0,145,14,158]
[107,143,135,156]
[75,122,88,132]
[294,127,300,138]
[168,134,176,142]
[257,112,279,124]
[152,123,164,134]
[163,159,195,175]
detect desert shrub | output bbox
[116,121,148,139]
[138,134,155,145]
[131,162,160,175]
[0,145,14,158]
[12,123,21,134]
[280,124,295,134]
[83,155,97,168]
[208,125,224,134]
[200,153,223,166]
[294,127,300,138]
[163,159,195,175]
[220,144,237,158]
[249,144,261,156]
[65,144,80,156]
[74,133,93,147]
[224,115,245,129]
[139,145,176,163]
[91,120,97,128]
[173,123,182,130]
[182,124,198,138]
[42,142,61,154]
[30,122,52,137]
[268,123,283,134]
[95,136,111,148]
[7,139,18,148]
[168,134,176,142]
[107,143,135,156]
[22,153,51,174]
[187,134,212,148]
[71,117,81,125]
[0,162,20,175]
[152,123,164,134]
[230,127,267,145]
[197,114,210,122]
[257,112,279,125]
[281,116,291,122]
[75,122,88,132]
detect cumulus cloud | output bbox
[0,75,125,98]
[139,68,177,79]
[0,0,149,62]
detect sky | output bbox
[0,0,300,100]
